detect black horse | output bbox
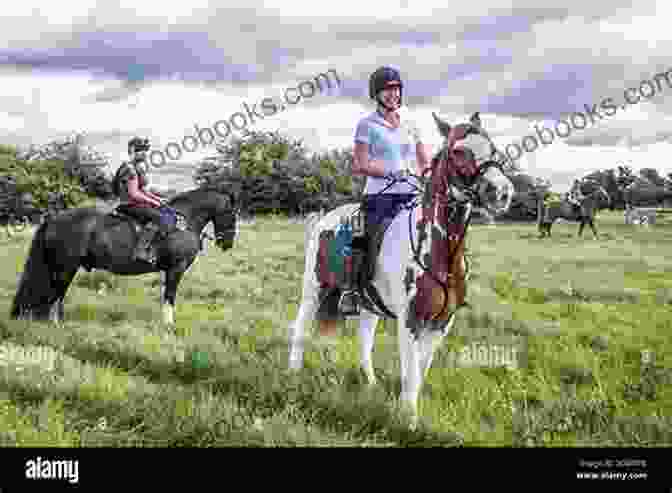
[537,185,611,238]
[10,187,238,325]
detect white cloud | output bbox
[2,2,672,193]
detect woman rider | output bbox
[339,66,432,315]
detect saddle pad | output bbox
[159,205,177,229]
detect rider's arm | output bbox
[127,176,162,207]
[352,119,388,177]
[407,122,431,175]
[145,190,164,203]
[414,142,431,175]
[352,142,388,177]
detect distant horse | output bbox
[537,185,611,238]
[10,187,238,325]
[288,111,514,425]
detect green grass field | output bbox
[1,210,671,447]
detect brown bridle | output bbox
[411,123,482,324]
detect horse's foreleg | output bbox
[50,268,78,324]
[589,219,598,238]
[358,311,379,385]
[578,221,585,237]
[394,291,421,426]
[419,312,456,380]
[162,264,188,325]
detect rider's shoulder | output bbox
[119,162,138,176]
[356,112,381,128]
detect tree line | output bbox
[1,130,671,224]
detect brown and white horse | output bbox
[288,112,514,426]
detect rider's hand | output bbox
[406,123,423,144]
[386,169,409,181]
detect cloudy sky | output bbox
[1,0,671,192]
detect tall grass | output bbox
[0,211,670,446]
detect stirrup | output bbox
[338,290,361,316]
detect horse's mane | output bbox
[166,186,235,211]
[167,186,218,202]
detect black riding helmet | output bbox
[128,136,150,154]
[369,66,403,111]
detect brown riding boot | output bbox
[365,224,385,282]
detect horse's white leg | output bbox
[418,313,456,381]
[289,219,323,371]
[397,305,421,427]
[159,270,175,325]
[289,296,318,370]
[358,311,379,385]
[376,209,422,425]
[159,271,166,304]
[383,265,419,423]
[162,303,175,325]
[49,301,61,325]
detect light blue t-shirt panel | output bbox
[354,112,416,195]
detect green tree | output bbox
[194,130,360,216]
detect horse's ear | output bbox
[432,112,452,138]
[470,112,481,128]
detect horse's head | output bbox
[430,112,514,214]
[581,180,612,210]
[412,112,514,323]
[169,187,239,252]
[593,185,612,209]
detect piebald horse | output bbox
[288,112,514,425]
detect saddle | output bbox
[314,204,401,320]
[110,205,183,234]
[109,205,186,265]
[567,199,584,216]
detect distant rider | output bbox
[567,179,585,213]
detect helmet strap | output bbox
[376,94,400,115]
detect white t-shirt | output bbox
[353,111,420,195]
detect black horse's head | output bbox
[168,187,239,252]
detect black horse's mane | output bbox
[165,186,211,201]
[166,186,235,210]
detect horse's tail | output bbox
[304,210,324,246]
[537,195,546,226]
[10,219,56,319]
